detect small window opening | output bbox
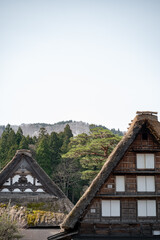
[90,208,96,213]
[107,184,112,189]
[142,132,148,140]
[153,230,160,235]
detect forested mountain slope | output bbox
[0,121,123,137]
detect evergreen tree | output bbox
[64,127,121,183]
[19,136,29,149]
[16,127,23,145]
[36,128,52,177]
[25,135,36,145]
[36,135,52,177]
[49,132,62,166]
[61,124,73,153]
[0,125,18,169]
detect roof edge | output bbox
[61,119,146,230]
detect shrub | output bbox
[0,209,22,240]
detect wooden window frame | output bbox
[102,200,120,217]
[137,200,156,217]
[137,176,155,192]
[115,176,125,192]
[136,153,155,169]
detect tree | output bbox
[53,158,82,203]
[0,125,18,169]
[49,132,62,166]
[36,128,64,177]
[64,128,121,183]
[38,127,48,140]
[60,124,73,154]
[25,135,36,145]
[36,128,52,177]
[19,136,29,149]
[16,127,23,145]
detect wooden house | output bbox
[48,111,160,239]
[0,149,73,213]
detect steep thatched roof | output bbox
[0,149,66,198]
[61,111,160,230]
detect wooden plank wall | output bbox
[80,130,160,237]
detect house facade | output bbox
[0,149,73,214]
[49,111,160,239]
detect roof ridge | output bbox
[16,149,32,157]
[61,111,160,230]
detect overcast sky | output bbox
[1,0,160,131]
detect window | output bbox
[102,200,120,217]
[116,176,125,192]
[138,200,156,217]
[90,208,96,213]
[137,176,155,192]
[153,230,160,236]
[137,154,154,169]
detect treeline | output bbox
[0,124,122,203]
[90,124,124,136]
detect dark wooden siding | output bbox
[80,130,160,237]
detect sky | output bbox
[1,0,160,131]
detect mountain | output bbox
[0,121,124,137]
[0,121,90,137]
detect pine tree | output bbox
[64,127,121,182]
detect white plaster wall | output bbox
[26,175,34,184]
[12,188,21,192]
[1,188,10,192]
[12,175,20,184]
[24,188,33,192]
[35,179,42,186]
[3,178,11,186]
[36,188,44,192]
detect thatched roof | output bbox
[0,149,66,198]
[61,111,160,230]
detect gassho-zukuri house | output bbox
[48,111,160,239]
[0,149,73,214]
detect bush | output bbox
[0,210,22,240]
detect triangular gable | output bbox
[61,112,160,230]
[0,149,65,198]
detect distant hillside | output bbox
[0,121,124,137]
[90,124,124,136]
